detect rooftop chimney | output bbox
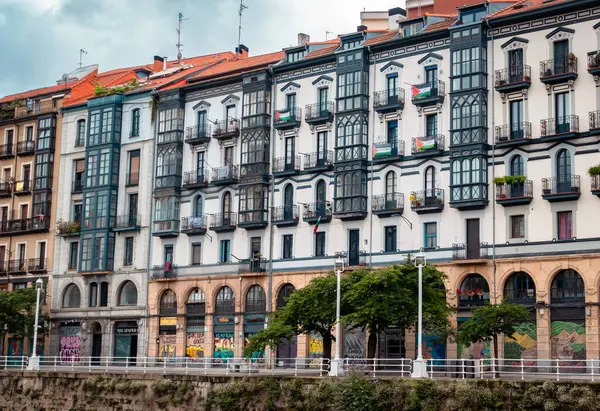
[357,25,368,32]
[153,55,164,72]
[163,56,168,71]
[388,7,407,30]
[235,44,249,59]
[298,33,310,46]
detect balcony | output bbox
[8,260,27,275]
[333,196,368,220]
[373,88,405,113]
[15,99,58,119]
[238,258,267,275]
[372,193,404,218]
[112,215,141,232]
[303,201,332,224]
[542,176,581,202]
[504,289,536,306]
[494,66,532,93]
[130,129,140,138]
[56,219,81,237]
[540,57,578,85]
[373,138,404,163]
[550,287,585,305]
[274,107,302,130]
[181,216,207,235]
[238,210,268,230]
[410,135,444,157]
[495,180,533,207]
[126,172,139,187]
[13,180,31,196]
[335,251,367,267]
[240,162,269,180]
[0,217,50,236]
[0,183,11,198]
[410,189,444,214]
[157,130,184,145]
[151,266,178,281]
[305,102,334,125]
[28,258,48,273]
[155,174,182,190]
[272,156,300,176]
[303,151,333,172]
[411,80,445,107]
[16,141,34,156]
[210,212,237,232]
[540,116,579,141]
[72,180,83,194]
[212,119,240,141]
[590,111,600,136]
[588,51,600,76]
[271,205,299,227]
[591,175,600,197]
[494,123,532,147]
[452,243,488,262]
[0,144,14,160]
[152,220,180,238]
[211,165,239,185]
[185,124,212,146]
[182,170,209,189]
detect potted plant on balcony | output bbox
[568,52,576,62]
[588,165,600,190]
[494,177,507,199]
[523,75,531,82]
[493,176,506,185]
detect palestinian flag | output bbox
[275,110,291,122]
[313,216,321,234]
[415,136,436,152]
[373,143,392,159]
[412,84,431,99]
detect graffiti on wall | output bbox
[423,335,447,360]
[159,334,176,359]
[7,338,22,357]
[308,333,324,365]
[504,322,537,360]
[551,321,586,363]
[59,326,81,364]
[186,332,205,358]
[214,333,234,361]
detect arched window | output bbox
[425,166,436,193]
[284,184,294,208]
[316,179,326,203]
[62,284,81,308]
[504,272,536,304]
[277,283,295,308]
[471,158,480,183]
[89,282,98,307]
[131,108,140,137]
[215,286,234,315]
[222,192,232,215]
[551,269,584,304]
[385,171,396,199]
[76,119,86,146]
[556,149,571,190]
[195,196,203,217]
[118,281,138,306]
[510,155,524,177]
[458,274,490,307]
[352,172,360,196]
[187,288,206,315]
[245,285,266,313]
[159,289,177,315]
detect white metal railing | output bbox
[340,358,412,377]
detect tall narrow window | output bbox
[69,242,78,270]
[76,120,86,146]
[191,244,202,266]
[315,232,325,257]
[220,240,230,263]
[557,211,572,240]
[128,150,140,185]
[384,226,397,252]
[510,215,525,239]
[510,155,524,177]
[556,149,571,193]
[131,109,140,137]
[282,235,293,259]
[387,74,398,97]
[286,93,296,110]
[124,237,134,266]
[317,131,327,165]
[425,114,438,136]
[89,282,98,307]
[509,100,523,139]
[424,222,437,249]
[73,159,84,192]
[425,66,438,84]
[385,171,396,201]
[387,120,398,146]
[554,39,569,75]
[318,88,328,113]
[555,92,570,133]
[425,166,436,194]
[508,49,524,83]
[26,126,34,142]
[100,282,108,307]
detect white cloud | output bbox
[0,12,5,26]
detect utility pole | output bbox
[238,0,248,49]
[79,49,87,68]
[176,12,190,65]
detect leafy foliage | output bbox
[0,287,48,338]
[94,78,140,96]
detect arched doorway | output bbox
[186,288,206,359]
[457,274,490,359]
[158,289,177,359]
[214,286,235,362]
[276,284,297,366]
[503,272,537,360]
[283,184,294,220]
[244,285,266,361]
[550,269,586,364]
[91,322,102,365]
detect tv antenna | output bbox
[78,49,87,68]
[238,0,249,50]
[176,12,190,64]
[326,31,334,40]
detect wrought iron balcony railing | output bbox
[540,57,578,79]
[14,180,31,195]
[452,242,488,260]
[303,151,333,170]
[305,102,334,121]
[541,116,579,136]
[16,140,34,155]
[185,124,212,143]
[210,212,237,230]
[272,156,300,174]
[213,119,240,139]
[211,165,239,183]
[274,107,302,127]
[113,214,141,230]
[158,301,178,315]
[0,144,14,158]
[588,51,600,72]
[494,65,532,88]
[271,205,299,224]
[411,80,445,102]
[181,216,207,233]
[238,258,267,275]
[245,300,267,314]
[372,193,404,214]
[550,287,585,304]
[373,88,405,109]
[495,122,532,143]
[303,201,332,222]
[183,170,209,187]
[504,289,536,305]
[590,111,600,131]
[495,181,533,200]
[409,189,444,212]
[214,300,235,315]
[28,258,48,272]
[411,135,445,154]
[152,265,178,281]
[542,176,580,196]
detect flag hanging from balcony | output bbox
[415,135,436,152]
[373,143,392,159]
[411,84,431,99]
[313,216,321,234]
[275,109,291,122]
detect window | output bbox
[318,88,329,110]
[425,166,436,192]
[384,226,397,252]
[315,232,326,257]
[241,130,268,165]
[86,148,115,187]
[80,232,114,272]
[220,240,230,263]
[69,242,78,270]
[62,284,81,308]
[287,50,306,63]
[73,202,82,223]
[424,222,437,249]
[451,47,486,91]
[387,120,398,146]
[37,117,54,150]
[33,191,50,220]
[286,93,296,110]
[128,150,140,185]
[13,283,26,290]
[222,192,232,215]
[460,7,486,24]
[557,211,572,240]
[425,66,438,84]
[282,235,293,259]
[387,74,398,96]
[118,281,137,306]
[336,113,368,150]
[131,108,140,137]
[100,282,108,307]
[509,100,524,139]
[337,71,369,111]
[34,152,53,190]
[194,196,203,217]
[215,286,234,315]
[73,159,84,191]
[385,171,396,198]
[154,196,180,222]
[246,285,266,313]
[76,119,86,146]
[26,126,33,142]
[158,108,184,133]
[510,155,524,176]
[426,114,438,136]
[242,90,266,117]
[89,282,98,307]
[123,237,134,266]
[191,244,202,266]
[403,21,424,37]
[555,92,570,133]
[510,215,525,238]
[83,190,112,229]
[556,149,572,192]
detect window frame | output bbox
[282,234,293,259]
[510,215,525,239]
[424,222,437,249]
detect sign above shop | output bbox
[160,317,177,326]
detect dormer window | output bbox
[403,21,424,37]
[287,50,306,63]
[460,7,486,24]
[342,39,362,50]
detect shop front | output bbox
[114,321,138,365]
[244,314,265,361]
[213,316,235,362]
[59,323,82,364]
[158,317,177,359]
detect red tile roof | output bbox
[187,51,285,84]
[304,44,340,60]
[423,17,458,32]
[485,0,572,20]
[0,79,83,104]
[363,31,399,46]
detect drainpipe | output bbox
[267,67,277,316]
[368,46,376,268]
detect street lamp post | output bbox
[27,278,43,371]
[411,250,428,378]
[329,257,345,376]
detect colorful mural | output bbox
[186,332,205,358]
[504,322,537,360]
[214,332,234,361]
[551,321,586,363]
[457,318,490,359]
[244,333,265,361]
[158,334,176,359]
[7,338,22,357]
[423,335,447,361]
[308,333,324,365]
[59,326,81,364]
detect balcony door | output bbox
[164,246,173,265]
[37,242,46,269]
[425,66,438,95]
[555,92,570,134]
[509,100,523,139]
[129,193,138,224]
[283,184,294,220]
[424,166,436,202]
[285,137,295,171]
[466,219,480,260]
[22,164,30,189]
[317,132,327,165]
[508,49,524,83]
[318,88,328,114]
[17,244,25,268]
[348,229,360,266]
[286,94,296,111]
[553,40,569,75]
[386,74,398,104]
[250,237,262,272]
[387,120,398,147]
[316,180,326,217]
[556,149,572,193]
[196,151,205,177]
[197,111,206,135]
[425,114,437,137]
[5,130,13,155]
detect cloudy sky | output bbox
[0,0,404,97]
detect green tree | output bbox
[343,262,452,358]
[458,301,530,359]
[0,288,48,353]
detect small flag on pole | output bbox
[313,216,321,234]
[411,84,432,99]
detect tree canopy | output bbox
[0,287,47,339]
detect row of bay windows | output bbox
[75,107,141,147]
[61,280,138,309]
